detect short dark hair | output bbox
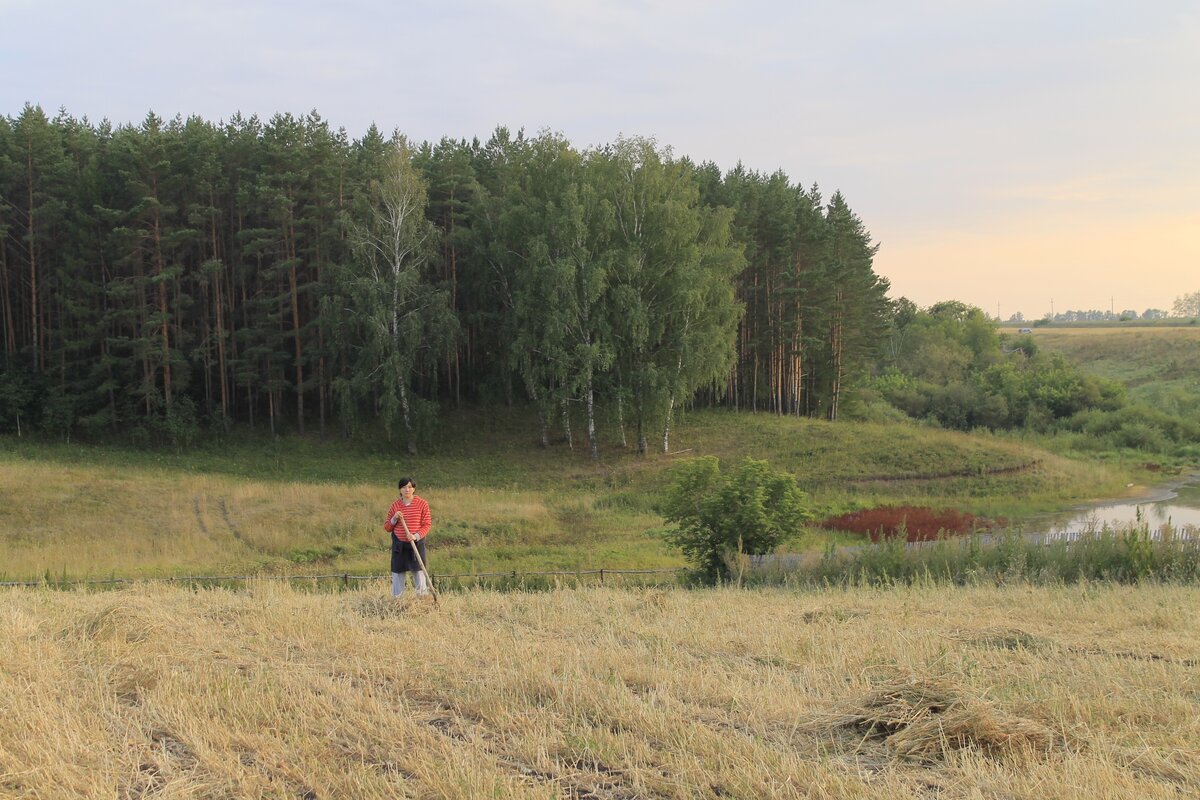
[397,477,416,490]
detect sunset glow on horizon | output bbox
[879,207,1200,318]
[3,1,1196,317]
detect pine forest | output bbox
[0,105,889,454]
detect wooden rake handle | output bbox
[397,514,439,606]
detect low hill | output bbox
[1031,326,1200,395]
[0,409,1130,582]
[3,582,1196,798]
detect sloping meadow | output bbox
[2,582,1197,798]
[0,407,1132,583]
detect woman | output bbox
[384,477,432,597]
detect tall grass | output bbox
[756,526,1200,588]
[2,581,1197,798]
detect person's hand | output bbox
[391,514,400,525]
[407,531,418,541]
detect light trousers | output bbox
[391,570,428,597]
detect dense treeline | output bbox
[871,300,1200,456]
[0,105,888,452]
[875,300,1124,430]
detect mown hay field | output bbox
[2,582,1197,798]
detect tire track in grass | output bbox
[218,497,244,542]
[843,459,1042,485]
[192,496,209,537]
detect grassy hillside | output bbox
[1024,327,1200,461]
[1031,326,1200,396]
[3,582,1197,799]
[0,409,1133,582]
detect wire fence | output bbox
[0,567,686,591]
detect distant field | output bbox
[0,409,1131,582]
[3,581,1196,798]
[1030,326,1200,394]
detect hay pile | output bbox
[807,674,1060,761]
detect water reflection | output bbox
[1038,475,1200,542]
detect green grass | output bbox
[0,405,1140,583]
[1032,326,1200,397]
[1019,327,1200,464]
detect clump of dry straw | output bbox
[807,673,1061,761]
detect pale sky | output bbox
[4,0,1198,318]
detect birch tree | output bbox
[598,137,742,453]
[509,134,615,458]
[334,140,457,452]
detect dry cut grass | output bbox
[2,582,1198,798]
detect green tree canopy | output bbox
[1,106,897,446]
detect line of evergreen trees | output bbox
[0,105,889,453]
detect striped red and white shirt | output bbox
[384,495,432,541]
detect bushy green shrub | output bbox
[881,384,930,419]
[39,388,79,442]
[1112,422,1168,452]
[154,397,201,450]
[874,303,1179,452]
[1067,403,1200,454]
[661,457,810,583]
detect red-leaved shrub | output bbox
[819,506,1003,542]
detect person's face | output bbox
[400,483,415,501]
